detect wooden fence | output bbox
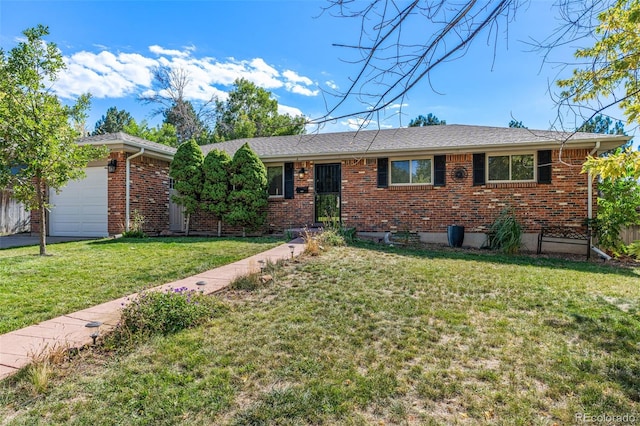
[621,225,640,245]
[0,190,30,235]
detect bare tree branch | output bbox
[311,0,524,130]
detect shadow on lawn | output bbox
[88,236,283,246]
[352,240,640,278]
[550,303,640,403]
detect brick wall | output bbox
[338,149,593,234]
[107,152,127,235]
[33,148,595,243]
[121,154,171,235]
[181,149,595,243]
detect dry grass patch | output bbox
[1,244,639,425]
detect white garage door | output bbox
[49,167,108,237]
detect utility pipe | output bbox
[125,148,145,231]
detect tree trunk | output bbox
[185,213,191,236]
[35,177,48,256]
[242,227,246,238]
[217,220,221,237]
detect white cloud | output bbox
[386,103,409,110]
[149,45,190,58]
[325,80,339,90]
[56,50,157,99]
[283,70,312,85]
[341,117,373,130]
[282,69,318,97]
[278,104,304,117]
[340,117,393,131]
[286,84,319,97]
[54,46,318,115]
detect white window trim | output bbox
[486,152,536,183]
[266,163,285,198]
[389,156,434,186]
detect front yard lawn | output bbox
[0,237,281,334]
[1,243,639,424]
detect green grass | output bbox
[1,243,639,424]
[0,237,281,334]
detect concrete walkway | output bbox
[0,240,306,381]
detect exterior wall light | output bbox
[107,159,117,173]
[298,167,306,179]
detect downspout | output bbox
[125,148,145,231]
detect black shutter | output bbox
[473,153,485,186]
[434,155,446,186]
[284,162,294,199]
[537,150,552,184]
[377,158,388,188]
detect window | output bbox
[390,158,432,185]
[267,165,284,196]
[487,154,534,182]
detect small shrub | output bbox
[488,207,522,254]
[229,272,262,291]
[107,287,227,345]
[302,227,321,255]
[25,344,67,395]
[624,240,640,260]
[26,359,52,395]
[230,259,279,291]
[318,228,346,247]
[123,210,146,238]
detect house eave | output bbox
[77,132,176,162]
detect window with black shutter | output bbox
[473,153,486,186]
[377,158,388,188]
[537,150,552,184]
[284,162,294,198]
[434,155,446,186]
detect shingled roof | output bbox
[201,125,629,161]
[79,125,629,162]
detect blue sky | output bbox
[0,1,630,136]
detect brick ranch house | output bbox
[33,125,629,254]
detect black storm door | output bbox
[314,163,341,224]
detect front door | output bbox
[169,179,186,232]
[315,163,341,224]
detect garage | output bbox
[49,167,108,237]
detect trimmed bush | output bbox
[107,287,227,345]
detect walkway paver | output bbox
[0,240,305,381]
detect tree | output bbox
[163,99,209,145]
[408,113,446,127]
[589,163,640,255]
[122,119,179,147]
[576,115,625,136]
[92,107,134,135]
[139,67,212,144]
[226,143,268,235]
[201,149,232,236]
[169,139,204,235]
[508,120,527,128]
[555,0,640,179]
[213,78,306,141]
[575,117,640,255]
[0,25,108,256]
